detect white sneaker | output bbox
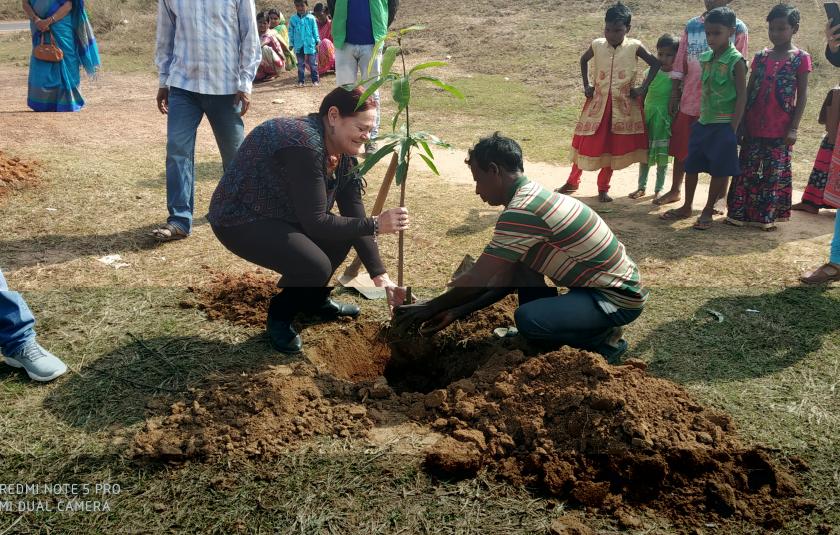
[4,340,67,382]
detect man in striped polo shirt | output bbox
[394,133,647,360]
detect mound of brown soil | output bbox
[402,348,806,528]
[131,362,371,461]
[186,270,277,327]
[138,274,808,529]
[0,151,40,198]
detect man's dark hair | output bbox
[313,3,325,14]
[465,133,524,173]
[605,2,632,27]
[256,11,267,22]
[705,6,737,29]
[656,33,679,53]
[767,3,800,26]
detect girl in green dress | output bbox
[630,34,679,200]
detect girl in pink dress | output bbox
[726,4,811,229]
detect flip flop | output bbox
[692,218,713,230]
[151,223,188,242]
[800,263,840,285]
[659,209,691,221]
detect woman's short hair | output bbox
[465,132,524,173]
[319,86,377,117]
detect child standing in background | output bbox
[657,0,748,208]
[666,6,747,230]
[727,3,810,230]
[629,34,679,201]
[792,87,840,214]
[556,2,660,203]
[289,0,321,87]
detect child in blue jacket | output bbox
[289,0,321,86]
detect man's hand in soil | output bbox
[391,302,438,333]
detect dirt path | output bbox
[0,63,836,290]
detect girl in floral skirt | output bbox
[726,4,810,230]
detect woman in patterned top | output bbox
[208,87,408,353]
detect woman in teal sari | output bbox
[22,0,100,112]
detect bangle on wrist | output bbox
[372,215,379,242]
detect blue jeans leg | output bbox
[201,93,244,172]
[831,210,840,265]
[514,288,622,350]
[165,87,204,235]
[0,269,36,357]
[296,51,306,83]
[307,53,319,83]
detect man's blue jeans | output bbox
[0,269,36,357]
[514,287,642,351]
[165,86,244,234]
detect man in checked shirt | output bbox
[152,0,262,242]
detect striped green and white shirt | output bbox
[483,177,648,310]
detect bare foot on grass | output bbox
[653,190,681,205]
[659,207,692,220]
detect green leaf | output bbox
[398,137,411,164]
[356,76,389,110]
[418,139,434,160]
[391,76,410,108]
[408,61,447,75]
[351,140,399,176]
[395,160,409,185]
[414,76,465,100]
[367,36,387,76]
[418,153,439,175]
[399,24,426,35]
[391,106,404,132]
[381,46,401,77]
[414,131,453,149]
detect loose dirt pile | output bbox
[0,151,40,199]
[135,273,810,530]
[185,270,277,327]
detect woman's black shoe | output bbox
[266,316,302,353]
[312,299,360,319]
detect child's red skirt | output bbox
[571,95,648,171]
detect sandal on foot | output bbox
[800,263,840,285]
[555,184,578,194]
[659,208,691,221]
[692,218,713,230]
[151,223,188,242]
[628,189,646,199]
